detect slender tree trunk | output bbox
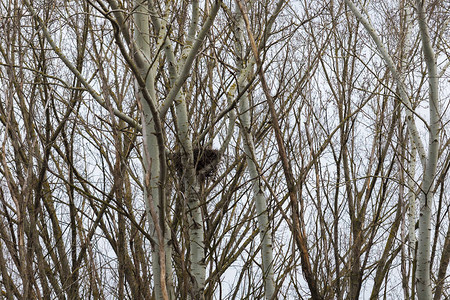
[134,2,174,299]
[415,0,440,298]
[408,145,418,298]
[397,4,418,296]
[344,1,440,297]
[235,2,322,298]
[234,4,275,298]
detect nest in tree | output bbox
[170,148,221,179]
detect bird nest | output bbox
[170,148,221,179]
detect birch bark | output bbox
[398,3,418,295]
[134,2,174,299]
[145,1,220,297]
[415,0,440,298]
[344,1,440,298]
[233,4,275,298]
[171,1,206,294]
[344,0,427,168]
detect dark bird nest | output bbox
[170,148,221,179]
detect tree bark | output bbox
[234,5,275,298]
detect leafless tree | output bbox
[0,0,449,299]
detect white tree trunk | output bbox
[145,2,219,297]
[155,0,206,296]
[239,101,276,299]
[407,146,417,261]
[234,5,275,298]
[344,0,427,169]
[134,2,175,299]
[345,1,440,298]
[398,4,418,292]
[415,0,440,298]
[173,17,207,300]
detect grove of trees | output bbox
[0,0,449,299]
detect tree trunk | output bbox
[134,1,174,299]
[415,0,440,298]
[234,5,275,298]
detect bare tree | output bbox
[0,0,449,299]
